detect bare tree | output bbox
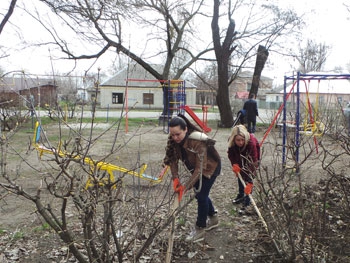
[211,0,302,127]
[345,2,350,13]
[191,62,218,106]
[0,0,17,36]
[0,0,17,60]
[211,0,237,127]
[12,0,303,128]
[53,73,97,119]
[294,39,329,73]
[36,0,212,118]
[249,45,269,97]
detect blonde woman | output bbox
[227,125,259,214]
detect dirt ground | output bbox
[0,120,345,262]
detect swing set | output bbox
[299,79,325,137]
[261,72,350,169]
[32,121,168,189]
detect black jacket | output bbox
[243,99,258,120]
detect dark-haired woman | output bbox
[163,114,221,242]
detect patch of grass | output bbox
[42,116,159,128]
[177,217,186,226]
[0,228,7,235]
[325,202,330,209]
[229,208,237,216]
[220,221,236,227]
[119,118,159,127]
[12,230,25,240]
[33,223,51,232]
[293,188,300,194]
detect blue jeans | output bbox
[194,162,221,228]
[237,177,253,207]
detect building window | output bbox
[112,93,123,104]
[143,93,154,104]
[246,82,252,91]
[319,96,325,105]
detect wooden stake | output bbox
[165,194,180,263]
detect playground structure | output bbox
[161,79,211,133]
[260,72,350,169]
[183,105,211,132]
[123,78,211,133]
[33,121,168,189]
[122,78,212,133]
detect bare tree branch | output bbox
[0,0,17,35]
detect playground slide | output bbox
[184,105,211,133]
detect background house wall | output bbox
[95,64,197,109]
[1,77,57,108]
[20,85,58,108]
[99,86,164,109]
[229,71,273,101]
[0,91,21,107]
[225,71,274,113]
[98,84,197,110]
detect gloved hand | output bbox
[244,182,253,195]
[175,184,185,202]
[173,177,180,191]
[232,164,241,175]
[172,178,185,202]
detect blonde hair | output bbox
[228,125,250,148]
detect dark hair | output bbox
[169,116,187,130]
[164,114,200,165]
[169,114,201,133]
[164,113,220,165]
[249,94,255,99]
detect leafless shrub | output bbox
[0,110,192,262]
[255,111,350,262]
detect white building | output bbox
[89,64,196,109]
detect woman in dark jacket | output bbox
[164,114,221,242]
[227,125,259,214]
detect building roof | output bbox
[235,91,249,99]
[0,76,56,92]
[237,70,273,82]
[101,63,196,88]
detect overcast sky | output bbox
[274,0,350,69]
[0,0,349,84]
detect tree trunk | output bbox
[250,45,269,97]
[216,65,234,128]
[211,0,235,128]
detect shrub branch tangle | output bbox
[256,110,350,262]
[0,104,196,262]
